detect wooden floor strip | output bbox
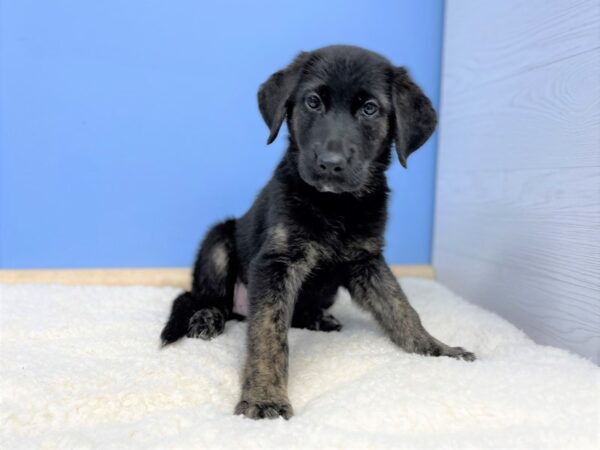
[0,265,434,288]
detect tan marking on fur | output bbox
[211,244,228,275]
[359,237,384,254]
[270,223,288,251]
[281,242,320,315]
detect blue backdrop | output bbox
[0,0,444,268]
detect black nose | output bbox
[317,152,346,174]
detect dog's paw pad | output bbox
[234,400,293,420]
[187,307,225,340]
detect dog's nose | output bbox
[317,152,346,174]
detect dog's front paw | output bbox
[186,307,225,340]
[450,346,476,361]
[234,400,293,420]
[435,345,476,362]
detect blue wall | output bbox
[0,0,444,268]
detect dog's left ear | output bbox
[258,52,309,144]
[391,67,437,168]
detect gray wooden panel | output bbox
[434,0,600,363]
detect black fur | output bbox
[160,45,475,420]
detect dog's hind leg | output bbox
[160,219,237,346]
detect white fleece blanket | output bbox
[0,279,598,449]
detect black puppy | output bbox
[160,45,475,420]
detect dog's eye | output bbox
[306,94,322,111]
[362,101,379,116]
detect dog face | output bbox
[258,45,437,194]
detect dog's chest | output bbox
[317,229,384,262]
[285,189,388,262]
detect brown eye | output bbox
[362,101,378,116]
[306,94,322,110]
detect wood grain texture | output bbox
[0,268,194,289]
[434,0,600,363]
[0,265,434,287]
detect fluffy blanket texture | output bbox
[0,278,598,449]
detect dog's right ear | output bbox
[258,52,309,144]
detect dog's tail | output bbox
[159,219,238,347]
[159,291,198,346]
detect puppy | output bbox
[160,45,475,420]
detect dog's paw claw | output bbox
[187,307,225,340]
[234,400,293,420]
[423,343,476,361]
[445,346,476,361]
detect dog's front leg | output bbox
[234,246,317,420]
[348,256,475,361]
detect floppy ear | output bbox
[391,67,437,168]
[258,52,309,144]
